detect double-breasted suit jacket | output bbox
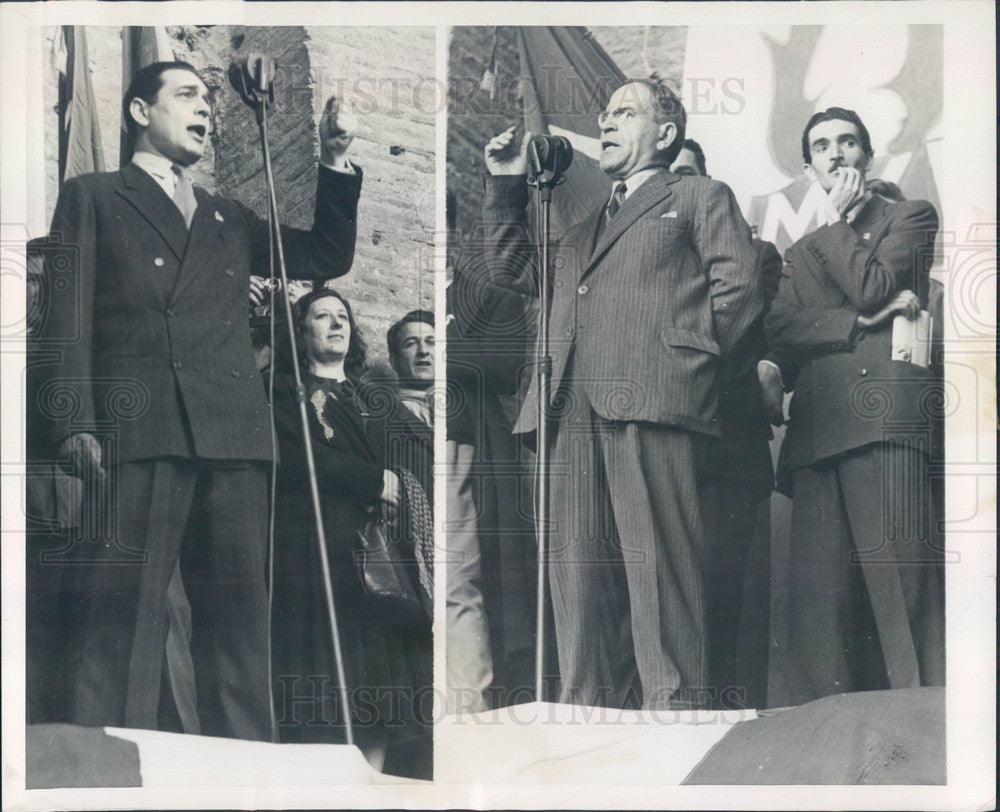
[483,172,762,438]
[36,163,361,464]
[38,161,361,739]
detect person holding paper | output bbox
[765,107,945,705]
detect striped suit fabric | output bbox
[482,171,762,709]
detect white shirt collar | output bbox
[131,151,180,197]
[613,167,666,200]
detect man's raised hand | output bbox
[485,125,531,176]
[319,96,359,168]
[824,166,867,223]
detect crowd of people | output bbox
[445,78,945,713]
[25,60,433,779]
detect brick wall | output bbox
[41,25,435,367]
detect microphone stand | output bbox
[239,63,355,747]
[527,155,568,703]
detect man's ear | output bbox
[388,353,401,376]
[804,163,819,183]
[129,98,151,130]
[656,121,678,154]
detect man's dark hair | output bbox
[681,138,707,176]
[626,78,687,166]
[800,106,874,164]
[292,287,369,381]
[122,60,207,140]
[387,309,434,358]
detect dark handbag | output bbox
[355,518,431,629]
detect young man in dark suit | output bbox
[481,79,762,710]
[35,61,362,740]
[765,107,944,704]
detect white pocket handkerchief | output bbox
[661,211,679,219]
[215,210,225,222]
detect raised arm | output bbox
[479,126,542,297]
[250,95,363,283]
[802,199,938,313]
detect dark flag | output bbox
[516,27,626,238]
[55,26,105,183]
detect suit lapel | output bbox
[582,172,681,280]
[116,164,190,262]
[168,187,226,303]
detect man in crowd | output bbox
[765,107,944,704]
[34,60,362,740]
[386,309,435,498]
[670,137,782,708]
[482,79,762,709]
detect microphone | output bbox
[228,54,276,109]
[527,134,574,184]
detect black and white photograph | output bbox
[0,2,995,810]
[13,19,435,789]
[439,14,994,799]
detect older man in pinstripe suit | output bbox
[482,79,762,710]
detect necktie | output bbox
[605,181,627,223]
[171,165,197,229]
[399,390,433,427]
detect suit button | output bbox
[860,368,868,376]
[577,284,589,295]
[225,269,235,277]
[231,369,241,378]
[173,361,182,370]
[154,257,164,267]
[166,308,175,317]
[222,317,232,327]
[565,326,574,335]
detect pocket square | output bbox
[215,210,225,222]
[661,211,679,218]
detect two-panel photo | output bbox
[3,6,995,810]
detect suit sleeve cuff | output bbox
[757,358,784,386]
[483,173,529,218]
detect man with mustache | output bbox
[482,79,761,709]
[765,107,944,704]
[35,60,362,740]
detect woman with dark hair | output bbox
[269,287,431,776]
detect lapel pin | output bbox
[863,232,871,240]
[215,210,225,222]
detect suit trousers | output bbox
[444,439,493,713]
[698,436,774,709]
[547,382,709,710]
[69,458,274,741]
[786,442,945,705]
